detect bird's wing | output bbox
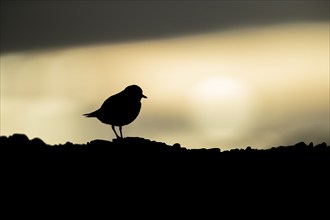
[101,93,118,108]
[100,93,127,114]
[83,94,120,118]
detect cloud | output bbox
[1,1,328,53]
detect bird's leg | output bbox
[112,125,120,139]
[119,126,123,138]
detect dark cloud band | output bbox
[1,1,328,53]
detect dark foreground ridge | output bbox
[2,133,330,202]
[2,133,329,168]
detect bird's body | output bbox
[83,85,147,138]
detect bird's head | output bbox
[124,85,147,100]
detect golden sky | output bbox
[1,22,329,150]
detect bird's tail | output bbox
[83,110,98,117]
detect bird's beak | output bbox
[142,94,147,98]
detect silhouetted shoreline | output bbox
[2,133,329,202]
[2,133,329,166]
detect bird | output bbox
[83,84,147,139]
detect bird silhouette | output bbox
[83,85,147,139]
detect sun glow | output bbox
[190,77,253,141]
[194,77,246,101]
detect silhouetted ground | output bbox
[2,133,329,173]
[2,133,329,212]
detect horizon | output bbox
[1,1,329,150]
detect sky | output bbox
[1,1,329,150]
